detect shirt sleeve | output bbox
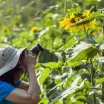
[0,81,15,101]
[15,80,22,87]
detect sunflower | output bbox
[59,17,71,30]
[2,26,10,33]
[59,10,97,32]
[60,13,81,32]
[82,10,90,18]
[30,26,38,32]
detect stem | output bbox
[52,38,54,52]
[90,59,96,104]
[101,20,104,102]
[62,35,66,63]
[83,25,88,37]
[64,0,67,14]
[102,57,104,102]
[50,32,54,52]
[102,20,104,35]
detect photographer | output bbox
[0,46,41,104]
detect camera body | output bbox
[31,43,43,55]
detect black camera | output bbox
[31,43,43,55]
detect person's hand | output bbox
[19,50,37,72]
[24,50,37,69]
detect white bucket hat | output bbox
[0,45,26,76]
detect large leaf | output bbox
[69,41,99,61]
[39,68,51,84]
[96,78,104,84]
[85,0,99,5]
[58,37,76,51]
[65,60,83,67]
[63,69,74,88]
[39,98,49,104]
[95,35,104,43]
[51,76,86,101]
[40,61,62,70]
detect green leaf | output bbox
[50,100,62,104]
[39,98,49,104]
[100,44,104,50]
[58,37,76,51]
[96,78,104,84]
[70,41,99,61]
[84,80,92,88]
[66,60,83,67]
[53,76,86,100]
[95,35,104,43]
[95,57,104,63]
[63,69,74,88]
[85,0,99,5]
[39,68,51,84]
[40,61,62,70]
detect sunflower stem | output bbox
[83,25,88,37]
[64,0,67,14]
[101,20,104,102]
[90,59,96,104]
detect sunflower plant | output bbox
[59,7,99,33]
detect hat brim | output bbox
[0,48,26,76]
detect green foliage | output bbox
[0,0,104,104]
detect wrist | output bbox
[27,65,35,70]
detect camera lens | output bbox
[31,43,43,55]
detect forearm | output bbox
[18,81,29,91]
[27,66,41,101]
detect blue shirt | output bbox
[0,80,21,104]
